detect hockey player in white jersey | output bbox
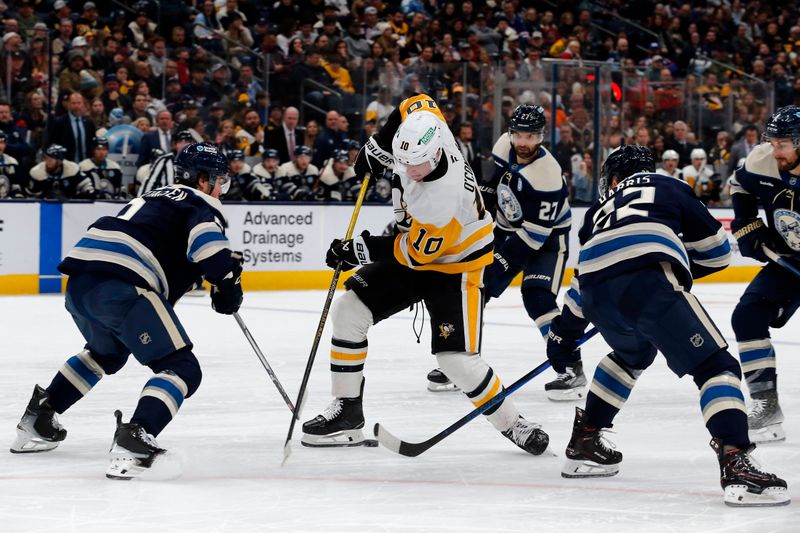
[0,131,20,198]
[79,135,126,199]
[301,94,550,455]
[655,149,682,180]
[427,104,580,400]
[252,148,280,196]
[274,145,319,200]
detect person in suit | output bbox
[730,125,759,169]
[265,106,303,163]
[664,120,696,167]
[46,92,96,164]
[455,121,482,182]
[137,110,174,166]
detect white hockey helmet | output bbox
[662,149,679,161]
[690,147,707,161]
[392,111,443,176]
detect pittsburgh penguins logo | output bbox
[439,323,456,339]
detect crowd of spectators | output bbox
[0,0,796,207]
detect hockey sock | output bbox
[436,351,518,431]
[521,287,559,339]
[131,372,189,437]
[46,349,105,413]
[330,291,373,398]
[585,353,641,428]
[697,372,748,446]
[692,351,749,446]
[737,338,776,394]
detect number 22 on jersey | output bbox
[592,186,656,232]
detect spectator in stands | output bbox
[572,151,596,205]
[291,50,337,114]
[731,125,759,165]
[137,110,174,167]
[664,120,695,167]
[313,110,343,168]
[303,119,320,148]
[234,108,264,157]
[709,130,733,181]
[127,5,157,47]
[266,106,303,164]
[555,123,581,182]
[455,121,482,181]
[47,93,95,164]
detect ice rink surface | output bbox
[1,283,799,532]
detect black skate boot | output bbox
[711,438,790,507]
[501,416,550,455]
[106,410,166,480]
[302,381,374,447]
[10,385,67,453]
[544,360,587,402]
[427,368,459,392]
[747,388,785,443]
[562,407,622,478]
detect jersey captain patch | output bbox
[774,209,800,251]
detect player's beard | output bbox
[776,150,800,172]
[515,144,537,162]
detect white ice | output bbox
[1,283,799,532]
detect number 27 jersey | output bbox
[576,173,731,289]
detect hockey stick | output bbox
[374,326,599,457]
[282,172,372,463]
[762,245,800,278]
[234,311,295,413]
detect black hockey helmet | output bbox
[600,145,655,193]
[93,134,109,148]
[263,148,279,160]
[294,145,313,157]
[174,129,195,145]
[45,144,67,160]
[764,105,800,145]
[174,142,230,194]
[227,149,245,161]
[508,104,545,134]
[333,149,350,162]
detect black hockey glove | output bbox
[354,136,393,179]
[730,218,775,263]
[546,314,584,372]
[325,231,373,271]
[210,252,243,315]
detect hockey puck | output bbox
[363,439,379,447]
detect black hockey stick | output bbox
[234,312,295,413]
[762,245,800,278]
[374,327,599,457]
[282,172,372,464]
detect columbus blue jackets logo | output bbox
[497,182,523,223]
[439,323,456,339]
[774,209,800,251]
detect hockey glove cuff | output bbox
[354,136,392,178]
[731,218,774,263]
[210,253,243,315]
[546,314,584,372]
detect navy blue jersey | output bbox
[730,143,800,258]
[59,185,237,305]
[577,173,731,289]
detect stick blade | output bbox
[281,440,292,466]
[373,423,423,457]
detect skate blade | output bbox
[561,458,620,478]
[300,429,377,448]
[9,428,60,454]
[545,387,586,402]
[748,424,786,443]
[724,484,791,507]
[427,382,460,392]
[106,450,181,481]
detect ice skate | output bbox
[544,361,587,401]
[302,395,375,447]
[106,410,166,480]
[747,389,785,443]
[501,416,550,455]
[427,368,459,392]
[710,438,790,507]
[562,407,622,478]
[10,385,67,453]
